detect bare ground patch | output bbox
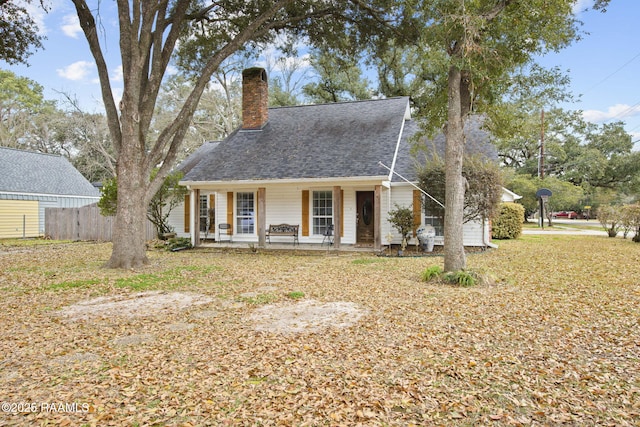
[246,299,368,334]
[58,291,214,320]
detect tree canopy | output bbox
[0,0,46,65]
[372,0,586,271]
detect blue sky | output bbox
[4,0,640,147]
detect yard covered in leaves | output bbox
[0,235,639,426]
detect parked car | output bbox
[552,211,578,219]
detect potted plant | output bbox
[387,204,415,256]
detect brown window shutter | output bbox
[341,190,344,237]
[226,192,233,234]
[184,194,190,233]
[208,194,215,232]
[301,190,309,236]
[412,190,422,236]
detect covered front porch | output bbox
[183,180,391,251]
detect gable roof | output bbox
[180,97,498,185]
[177,141,221,176]
[182,97,411,183]
[0,147,100,197]
[394,116,498,182]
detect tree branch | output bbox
[71,0,122,153]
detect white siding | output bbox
[387,183,488,247]
[385,184,419,246]
[174,180,490,247]
[264,186,302,230]
[168,202,187,237]
[175,181,386,245]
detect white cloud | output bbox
[56,61,95,81]
[61,14,82,38]
[15,0,69,36]
[112,65,124,83]
[16,0,49,35]
[583,104,640,123]
[573,0,594,14]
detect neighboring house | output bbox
[176,67,503,249]
[501,187,523,203]
[0,147,100,238]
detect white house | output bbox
[0,147,100,238]
[176,67,504,250]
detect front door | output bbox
[356,191,375,245]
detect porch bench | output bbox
[267,224,299,246]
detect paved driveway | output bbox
[522,219,636,238]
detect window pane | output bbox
[236,192,254,234]
[312,191,333,235]
[199,195,208,232]
[424,208,444,236]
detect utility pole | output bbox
[539,109,545,228]
[538,109,545,180]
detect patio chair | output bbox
[322,224,334,246]
[218,223,232,243]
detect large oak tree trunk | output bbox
[444,65,466,272]
[105,129,152,269]
[107,178,149,269]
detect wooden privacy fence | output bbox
[45,205,156,241]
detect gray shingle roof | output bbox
[0,147,100,197]
[177,141,220,175]
[182,97,410,182]
[394,116,498,182]
[181,97,497,184]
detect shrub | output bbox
[620,205,635,239]
[492,203,525,239]
[388,204,415,250]
[422,266,485,287]
[443,270,477,287]
[596,205,621,238]
[166,237,192,251]
[622,204,640,243]
[421,265,443,282]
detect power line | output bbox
[601,99,640,123]
[581,50,640,96]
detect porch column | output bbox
[333,186,341,248]
[257,187,266,247]
[374,185,382,250]
[191,189,200,247]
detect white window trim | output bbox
[235,191,256,235]
[311,190,333,236]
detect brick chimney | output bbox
[242,67,269,130]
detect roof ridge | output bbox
[268,96,409,111]
[0,146,63,158]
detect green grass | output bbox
[115,266,222,290]
[351,257,384,265]
[47,278,103,291]
[0,238,73,247]
[115,273,162,290]
[286,291,305,299]
[240,293,278,305]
